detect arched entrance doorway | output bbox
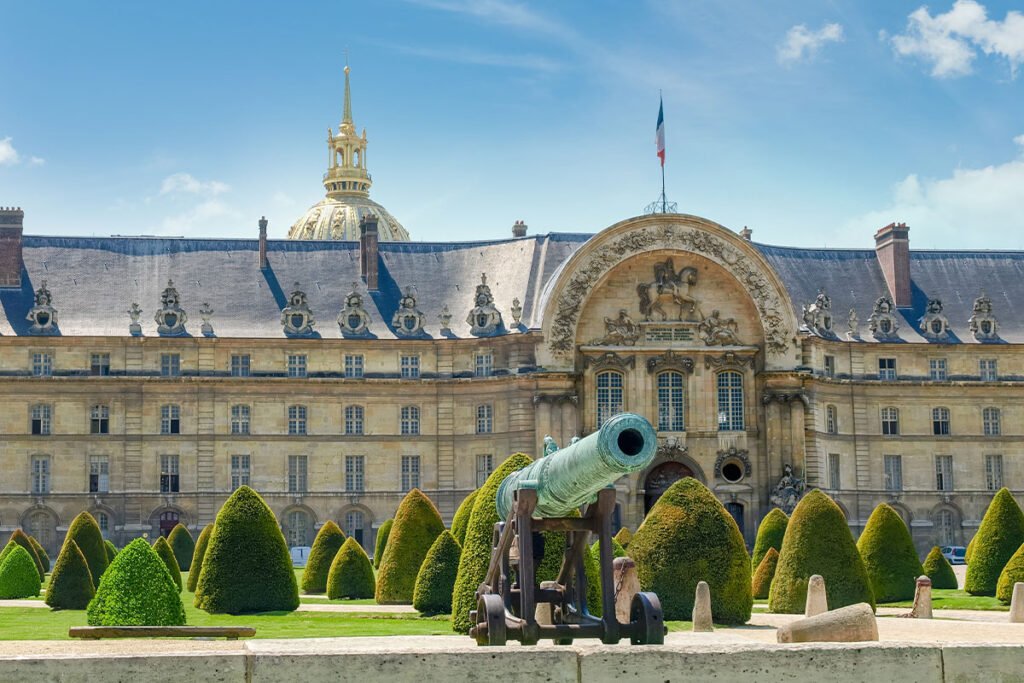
[725,502,745,537]
[644,462,694,514]
[159,511,179,538]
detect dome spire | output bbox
[323,62,371,199]
[342,64,354,130]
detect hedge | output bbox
[752,547,780,600]
[194,486,299,614]
[451,491,478,546]
[168,524,196,572]
[997,542,1024,603]
[301,520,346,594]
[0,545,42,599]
[28,535,50,574]
[452,452,533,632]
[86,538,185,626]
[965,488,1024,596]
[153,536,183,592]
[966,536,975,564]
[376,488,446,604]
[45,540,94,610]
[923,546,958,590]
[613,527,633,548]
[327,536,376,600]
[590,537,626,561]
[751,508,788,570]
[857,503,923,602]
[187,524,214,593]
[413,531,462,615]
[769,489,875,613]
[64,512,108,588]
[7,529,44,581]
[630,478,752,624]
[373,519,393,570]
[104,540,118,564]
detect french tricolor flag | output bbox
[656,97,665,167]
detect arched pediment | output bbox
[537,214,799,369]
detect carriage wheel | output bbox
[629,592,665,645]
[475,594,507,646]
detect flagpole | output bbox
[661,160,666,214]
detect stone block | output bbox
[613,556,640,625]
[692,580,713,632]
[778,602,878,644]
[908,575,932,619]
[0,654,245,683]
[1010,582,1024,623]
[805,574,828,617]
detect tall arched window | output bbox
[345,510,366,547]
[826,405,838,435]
[716,371,744,431]
[596,371,624,427]
[657,371,685,432]
[287,510,310,547]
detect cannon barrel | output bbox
[496,413,657,520]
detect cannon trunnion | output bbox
[470,413,666,646]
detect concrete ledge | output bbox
[0,652,246,683]
[941,644,1024,683]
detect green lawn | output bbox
[754,588,1009,612]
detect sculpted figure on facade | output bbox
[127,302,143,336]
[199,302,214,337]
[154,280,188,336]
[801,290,834,337]
[542,435,559,457]
[593,309,640,346]
[281,284,316,337]
[868,295,900,341]
[918,298,950,340]
[338,283,372,337]
[392,286,426,337]
[698,309,741,346]
[769,463,805,514]
[26,280,58,334]
[510,297,523,327]
[847,307,860,340]
[968,293,999,341]
[637,258,700,321]
[467,272,503,336]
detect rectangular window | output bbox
[826,405,837,435]
[287,354,307,378]
[31,455,50,494]
[230,354,251,377]
[824,355,835,378]
[476,454,494,487]
[345,455,365,492]
[344,354,364,378]
[878,357,897,381]
[30,404,52,436]
[288,455,308,493]
[827,453,841,490]
[90,405,110,435]
[288,405,308,435]
[400,406,420,436]
[400,354,420,379]
[980,359,998,381]
[476,404,493,434]
[657,371,686,432]
[89,455,110,493]
[932,407,951,436]
[983,407,1001,436]
[474,353,493,377]
[160,353,181,377]
[884,454,903,492]
[32,352,53,377]
[160,405,181,435]
[597,371,625,427]
[929,358,948,381]
[716,371,744,431]
[344,405,364,435]
[935,455,954,491]
[90,353,111,376]
[401,455,421,491]
[230,454,250,490]
[230,405,251,435]
[159,455,180,493]
[986,454,1004,491]
[881,407,899,436]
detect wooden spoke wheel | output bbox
[475,594,507,646]
[629,592,665,645]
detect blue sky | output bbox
[1,0,1022,248]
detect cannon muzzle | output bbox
[496,413,657,520]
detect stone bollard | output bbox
[692,580,713,632]
[777,603,878,643]
[1011,582,1024,623]
[534,580,559,626]
[613,557,640,625]
[908,575,932,619]
[805,574,828,617]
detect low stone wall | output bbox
[2,641,1023,683]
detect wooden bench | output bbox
[69,626,256,640]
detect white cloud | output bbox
[0,137,20,166]
[843,136,1024,247]
[891,0,1024,78]
[160,199,241,234]
[159,172,229,196]
[777,23,845,65]
[28,156,45,166]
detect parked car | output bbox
[942,545,967,565]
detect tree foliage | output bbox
[86,538,185,626]
[153,536,183,592]
[187,524,213,593]
[376,489,446,604]
[751,508,788,570]
[922,546,958,590]
[752,547,780,600]
[373,519,393,570]
[327,537,376,600]
[64,512,108,588]
[857,503,923,602]
[0,545,42,599]
[301,520,346,594]
[450,491,478,547]
[965,489,1024,596]
[413,531,462,615]
[45,540,95,610]
[167,524,196,571]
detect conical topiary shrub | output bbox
[413,531,462,615]
[373,519,393,570]
[194,486,298,613]
[614,527,633,548]
[452,452,532,632]
[923,546,958,590]
[0,541,16,567]
[966,488,1024,596]
[28,536,50,574]
[153,536,183,592]
[64,512,108,588]
[45,540,94,610]
[857,503,923,602]
[590,537,627,561]
[7,529,44,581]
[104,540,118,564]
[997,542,1024,603]
[376,489,446,604]
[0,545,42,598]
[86,538,185,626]
[301,520,346,594]
[752,547,780,600]
[630,478,752,623]
[327,536,376,600]
[187,524,213,593]
[769,490,875,613]
[451,491,478,546]
[751,508,788,570]
[167,524,195,572]
[966,536,975,564]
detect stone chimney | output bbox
[512,220,528,238]
[360,213,379,291]
[0,207,24,288]
[739,226,752,241]
[258,216,268,270]
[874,222,911,308]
